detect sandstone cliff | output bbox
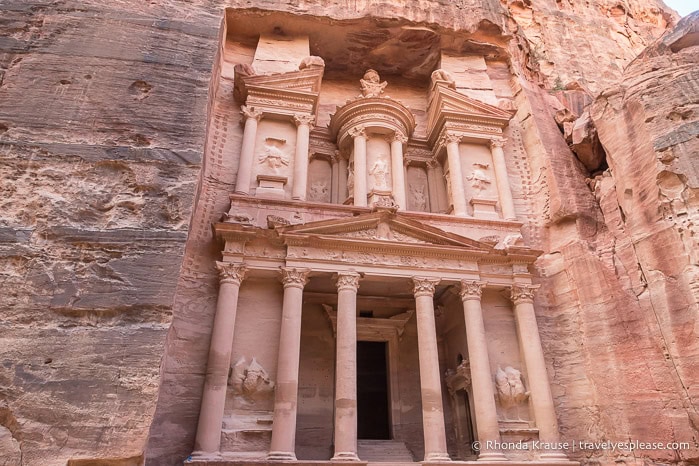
[0,0,693,465]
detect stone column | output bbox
[426,159,440,213]
[390,132,408,209]
[332,272,361,461]
[268,267,311,461]
[338,153,349,204]
[193,262,248,456]
[490,138,516,220]
[331,151,340,204]
[412,277,451,462]
[441,132,468,217]
[459,281,507,462]
[292,114,315,201]
[511,284,567,461]
[350,126,368,207]
[234,106,263,195]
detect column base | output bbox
[266,451,297,461]
[425,452,452,462]
[331,452,361,461]
[538,451,569,461]
[188,450,222,461]
[477,451,508,462]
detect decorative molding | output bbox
[412,277,440,297]
[335,271,361,291]
[280,267,310,289]
[460,280,486,301]
[511,284,540,304]
[216,261,247,285]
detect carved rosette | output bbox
[511,284,540,304]
[216,261,248,285]
[412,277,441,297]
[293,113,316,127]
[335,272,361,292]
[439,131,462,148]
[280,267,310,289]
[241,105,263,122]
[490,137,507,149]
[460,280,486,301]
[348,125,367,139]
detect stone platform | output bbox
[185,460,580,466]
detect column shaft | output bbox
[292,115,314,200]
[235,106,262,195]
[332,273,361,461]
[338,156,348,204]
[511,285,567,460]
[390,134,408,209]
[331,154,340,204]
[412,278,450,462]
[426,161,440,213]
[443,134,468,216]
[351,127,368,207]
[460,281,507,462]
[193,262,247,456]
[490,139,516,220]
[268,268,310,461]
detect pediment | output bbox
[276,212,494,251]
[234,66,324,103]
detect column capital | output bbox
[348,125,367,139]
[330,150,341,164]
[426,158,440,170]
[280,267,310,289]
[215,261,247,285]
[412,277,441,297]
[391,132,408,144]
[490,137,507,149]
[511,283,540,304]
[439,131,462,148]
[241,105,263,122]
[335,271,361,291]
[460,280,486,301]
[293,113,316,127]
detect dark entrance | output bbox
[357,341,390,439]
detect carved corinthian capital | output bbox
[241,105,263,122]
[391,132,408,144]
[293,113,316,127]
[280,267,310,289]
[510,284,540,304]
[460,280,486,301]
[439,132,462,147]
[490,137,507,149]
[348,125,367,139]
[216,261,248,285]
[412,277,441,297]
[335,272,361,291]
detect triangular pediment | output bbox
[234,66,324,103]
[276,211,494,251]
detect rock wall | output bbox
[1,0,693,465]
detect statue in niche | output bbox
[495,366,529,420]
[258,137,289,172]
[360,69,387,98]
[370,157,390,190]
[347,163,355,195]
[466,162,492,194]
[309,180,328,202]
[411,184,427,211]
[229,356,275,400]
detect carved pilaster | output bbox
[216,261,248,285]
[335,272,361,292]
[460,280,486,301]
[293,113,316,127]
[280,267,310,289]
[511,284,540,304]
[241,105,263,122]
[412,277,441,298]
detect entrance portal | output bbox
[357,341,390,439]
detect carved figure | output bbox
[347,164,355,194]
[411,184,427,211]
[431,68,456,88]
[466,165,492,193]
[370,158,390,189]
[309,180,329,201]
[299,55,325,70]
[495,233,524,250]
[230,357,275,400]
[360,69,388,98]
[258,137,289,172]
[495,366,529,420]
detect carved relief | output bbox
[410,184,427,211]
[445,360,471,395]
[347,163,355,194]
[466,163,492,193]
[370,157,390,190]
[229,357,275,400]
[258,137,290,172]
[495,366,530,420]
[431,69,456,89]
[308,180,329,202]
[360,69,388,98]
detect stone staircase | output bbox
[358,439,415,463]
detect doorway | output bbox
[357,341,390,439]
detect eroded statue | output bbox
[495,366,529,420]
[360,69,388,98]
[229,357,275,400]
[370,158,390,189]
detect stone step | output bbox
[358,440,414,462]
